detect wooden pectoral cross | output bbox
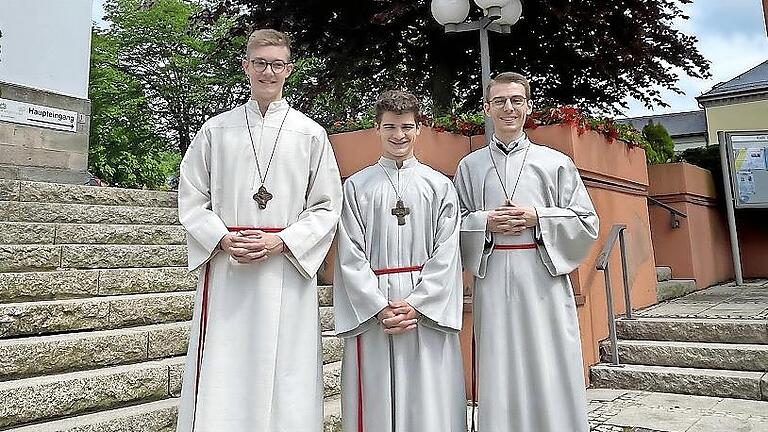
[253,185,273,210]
[391,199,410,226]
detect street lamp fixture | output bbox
[430,0,523,143]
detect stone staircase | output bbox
[590,269,768,401]
[0,180,343,431]
[654,265,696,302]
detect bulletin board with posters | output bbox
[725,131,768,208]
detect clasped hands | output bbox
[487,201,538,236]
[218,230,284,264]
[377,300,420,335]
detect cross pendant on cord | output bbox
[391,199,410,226]
[253,185,273,210]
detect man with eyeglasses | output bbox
[453,72,599,432]
[176,29,342,432]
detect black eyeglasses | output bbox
[248,58,291,73]
[489,96,528,108]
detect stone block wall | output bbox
[0,82,91,184]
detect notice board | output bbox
[725,131,768,208]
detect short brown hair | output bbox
[374,90,421,123]
[486,72,531,100]
[246,29,292,59]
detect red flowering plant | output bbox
[327,105,649,151]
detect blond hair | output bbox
[486,72,531,100]
[246,29,292,59]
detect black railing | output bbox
[648,197,688,229]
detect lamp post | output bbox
[430,0,522,144]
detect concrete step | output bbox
[0,323,343,381]
[0,292,194,338]
[601,339,768,371]
[589,363,768,401]
[4,396,342,432]
[616,317,768,344]
[656,266,672,282]
[0,357,185,429]
[0,267,334,306]
[0,179,178,208]
[0,244,186,272]
[656,279,697,302]
[0,222,186,245]
[0,201,179,225]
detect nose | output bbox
[393,128,406,140]
[503,98,515,111]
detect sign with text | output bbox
[0,98,78,133]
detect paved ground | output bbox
[587,389,768,432]
[637,279,768,319]
[588,279,768,431]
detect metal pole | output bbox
[603,267,621,366]
[717,131,744,285]
[618,229,633,320]
[479,21,494,146]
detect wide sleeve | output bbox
[276,132,343,279]
[333,180,389,338]
[178,125,229,271]
[534,159,599,276]
[404,184,463,333]
[453,160,492,278]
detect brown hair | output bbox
[246,29,292,59]
[374,90,421,123]
[486,72,531,100]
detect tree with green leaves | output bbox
[642,122,675,164]
[196,0,710,123]
[92,0,248,156]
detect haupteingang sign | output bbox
[0,98,78,132]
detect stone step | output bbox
[0,179,178,208]
[5,397,178,432]
[589,363,768,401]
[600,339,768,371]
[323,361,342,399]
[656,279,697,302]
[0,357,185,429]
[0,267,334,305]
[4,396,343,432]
[0,292,334,338]
[0,244,187,272]
[0,323,343,381]
[0,222,186,245]
[616,317,768,344]
[0,292,194,338]
[656,266,672,282]
[0,201,179,225]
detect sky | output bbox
[619,0,768,118]
[92,0,768,118]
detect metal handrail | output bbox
[596,224,633,367]
[647,197,688,229]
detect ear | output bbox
[525,99,533,115]
[242,58,249,74]
[284,63,294,78]
[483,101,491,116]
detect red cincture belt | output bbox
[227,226,284,233]
[493,243,537,250]
[372,265,424,276]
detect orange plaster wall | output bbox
[648,163,735,288]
